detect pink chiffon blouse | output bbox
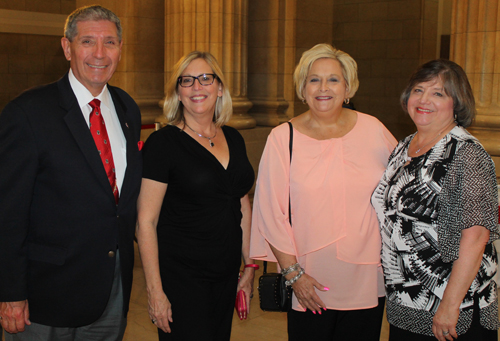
[250,112,397,310]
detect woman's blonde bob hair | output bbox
[293,43,359,102]
[163,51,232,127]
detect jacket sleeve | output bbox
[0,101,40,301]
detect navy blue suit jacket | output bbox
[0,73,142,327]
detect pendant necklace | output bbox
[406,123,455,164]
[185,123,217,147]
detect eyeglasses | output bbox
[177,74,218,87]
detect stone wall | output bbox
[332,0,440,140]
[0,1,74,110]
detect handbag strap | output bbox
[287,121,293,226]
[263,122,293,275]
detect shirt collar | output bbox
[68,69,112,111]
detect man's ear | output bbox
[61,38,71,61]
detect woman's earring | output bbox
[302,99,307,105]
[344,98,350,104]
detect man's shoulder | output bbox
[107,84,138,109]
[11,80,60,107]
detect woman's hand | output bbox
[148,290,173,333]
[432,303,459,341]
[236,267,255,319]
[290,273,328,314]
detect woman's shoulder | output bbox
[354,110,387,129]
[144,124,181,147]
[453,127,492,161]
[222,124,245,144]
[269,121,293,138]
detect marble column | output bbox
[247,0,291,126]
[450,0,500,176]
[160,0,256,129]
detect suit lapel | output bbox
[58,74,116,202]
[109,86,138,205]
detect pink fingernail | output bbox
[323,307,327,311]
[318,310,322,315]
[304,308,307,312]
[312,311,316,315]
[324,287,329,291]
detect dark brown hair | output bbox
[400,59,475,128]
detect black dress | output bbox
[142,125,254,340]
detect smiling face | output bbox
[303,58,347,114]
[178,58,222,119]
[407,77,455,131]
[61,20,122,96]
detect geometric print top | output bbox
[371,126,500,336]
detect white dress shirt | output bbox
[68,69,127,192]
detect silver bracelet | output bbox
[285,268,305,286]
[281,263,301,276]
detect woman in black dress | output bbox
[136,51,256,340]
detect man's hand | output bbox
[0,300,31,333]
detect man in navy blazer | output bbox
[0,5,142,340]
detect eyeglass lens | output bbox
[178,74,216,87]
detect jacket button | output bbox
[108,251,115,258]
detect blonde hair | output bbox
[293,43,359,102]
[163,51,232,127]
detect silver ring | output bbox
[443,331,449,336]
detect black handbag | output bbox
[258,262,293,311]
[258,122,294,312]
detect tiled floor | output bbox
[123,244,389,341]
[8,244,500,340]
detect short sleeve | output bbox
[438,142,499,262]
[380,122,398,158]
[142,129,171,184]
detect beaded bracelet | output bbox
[244,264,260,270]
[281,263,301,276]
[285,268,305,286]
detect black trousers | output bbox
[287,297,385,341]
[158,275,238,341]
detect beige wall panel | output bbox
[358,2,388,21]
[402,20,422,39]
[295,0,333,23]
[0,54,8,73]
[26,0,63,13]
[387,0,422,20]
[372,21,403,40]
[386,40,420,59]
[339,21,372,41]
[334,3,359,22]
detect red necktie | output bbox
[89,99,119,204]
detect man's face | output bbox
[61,20,122,96]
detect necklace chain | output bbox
[413,124,455,155]
[185,123,217,147]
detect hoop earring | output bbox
[302,99,307,105]
[344,98,350,104]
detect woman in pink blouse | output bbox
[250,43,397,340]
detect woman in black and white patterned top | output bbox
[372,59,499,341]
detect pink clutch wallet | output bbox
[235,289,247,320]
